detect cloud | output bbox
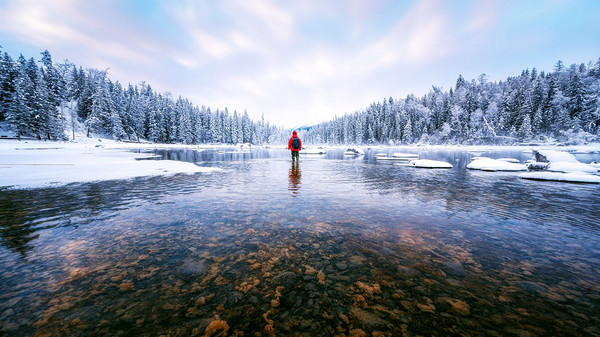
[2,0,598,128]
[361,0,452,68]
[465,0,500,33]
[0,0,459,127]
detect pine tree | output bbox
[567,70,586,122]
[402,118,412,143]
[0,51,18,121]
[6,74,32,137]
[518,114,533,141]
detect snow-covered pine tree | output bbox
[518,114,533,141]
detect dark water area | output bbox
[1,147,599,336]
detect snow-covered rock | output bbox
[301,147,326,154]
[525,160,548,171]
[408,159,453,169]
[392,152,419,158]
[547,161,598,173]
[497,158,520,163]
[534,150,578,163]
[532,150,599,173]
[518,172,600,184]
[344,147,364,156]
[466,158,527,171]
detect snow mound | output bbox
[518,172,600,184]
[408,159,453,169]
[531,150,599,173]
[392,152,419,158]
[467,158,527,171]
[301,147,326,154]
[547,161,598,173]
[497,158,520,163]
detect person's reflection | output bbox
[288,159,301,197]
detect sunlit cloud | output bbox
[1,0,599,127]
[465,0,500,33]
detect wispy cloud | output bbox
[1,0,599,127]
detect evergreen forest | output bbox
[0,49,280,144]
[302,59,600,145]
[1,48,599,145]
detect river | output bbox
[1,147,599,336]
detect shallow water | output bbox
[1,147,599,336]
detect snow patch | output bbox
[535,150,578,163]
[547,161,598,174]
[408,159,453,169]
[392,152,419,158]
[0,140,220,189]
[497,158,520,163]
[518,172,600,184]
[301,147,326,154]
[466,158,527,171]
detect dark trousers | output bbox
[291,150,299,160]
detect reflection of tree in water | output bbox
[0,189,49,259]
[288,160,301,196]
[0,176,206,259]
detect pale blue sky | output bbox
[1,0,599,127]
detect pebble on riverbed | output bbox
[9,214,598,337]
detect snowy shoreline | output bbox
[0,138,223,190]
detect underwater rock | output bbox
[442,261,465,277]
[450,299,470,316]
[515,281,548,295]
[118,280,135,292]
[273,271,297,288]
[355,281,381,295]
[435,297,471,316]
[349,328,367,337]
[397,265,415,276]
[417,303,436,313]
[336,262,348,271]
[317,271,326,285]
[248,296,259,305]
[350,307,389,328]
[178,259,206,276]
[203,319,229,337]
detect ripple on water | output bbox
[1,148,599,336]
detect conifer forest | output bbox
[1,48,599,145]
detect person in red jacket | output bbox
[287,130,302,160]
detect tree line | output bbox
[0,48,281,144]
[1,47,599,146]
[301,59,600,145]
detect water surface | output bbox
[1,147,599,336]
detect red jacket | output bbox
[288,131,302,151]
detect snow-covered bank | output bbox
[0,139,220,189]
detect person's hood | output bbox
[292,131,297,136]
